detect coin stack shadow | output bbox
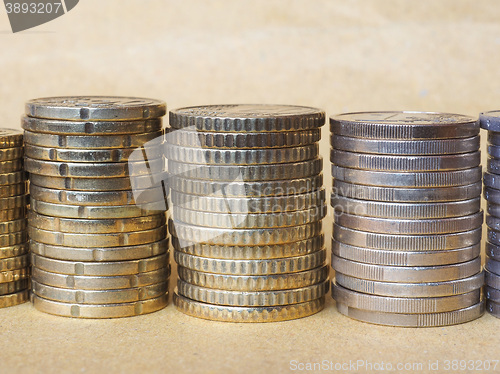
[0,130,29,308]
[480,111,500,319]
[166,105,328,322]
[23,96,170,318]
[330,112,485,327]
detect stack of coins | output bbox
[166,105,328,322]
[480,110,500,319]
[23,96,170,318]
[0,130,29,308]
[330,111,484,327]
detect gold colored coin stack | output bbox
[166,105,328,322]
[23,96,170,318]
[330,112,485,327]
[0,129,29,308]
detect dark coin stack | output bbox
[330,112,484,327]
[23,96,170,318]
[0,130,29,308]
[480,110,500,319]
[166,105,328,322]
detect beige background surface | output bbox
[0,1,499,373]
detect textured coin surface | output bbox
[0,289,29,308]
[0,194,28,209]
[32,280,168,304]
[177,279,328,307]
[331,149,480,171]
[486,158,500,175]
[0,254,29,272]
[483,172,500,190]
[486,228,500,247]
[332,179,482,203]
[0,208,27,225]
[0,183,26,198]
[25,96,166,121]
[486,300,500,318]
[174,249,326,275]
[22,116,162,134]
[335,273,484,298]
[485,286,500,303]
[332,165,482,188]
[0,159,24,173]
[0,243,29,260]
[331,255,481,283]
[332,195,480,219]
[177,265,329,291]
[0,129,23,148]
[330,111,479,139]
[336,302,484,327]
[0,219,27,234]
[331,135,480,155]
[485,187,500,205]
[0,231,28,248]
[31,293,168,318]
[486,215,500,233]
[486,270,500,289]
[169,104,325,132]
[0,268,29,283]
[486,242,500,260]
[0,147,23,161]
[0,279,29,296]
[173,292,324,322]
[486,257,500,276]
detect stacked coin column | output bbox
[24,96,170,318]
[166,105,328,322]
[480,111,500,319]
[330,112,484,327]
[0,130,29,308]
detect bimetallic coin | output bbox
[486,300,500,318]
[25,96,166,121]
[330,112,479,139]
[0,129,23,148]
[331,135,480,155]
[0,279,29,296]
[31,293,168,318]
[0,243,29,260]
[0,289,28,308]
[32,280,168,304]
[173,292,324,322]
[169,104,325,132]
[336,302,484,327]
[335,273,484,298]
[0,147,23,161]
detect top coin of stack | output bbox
[166,104,328,322]
[330,111,484,327]
[23,96,170,318]
[480,110,500,319]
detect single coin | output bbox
[28,211,166,233]
[0,195,28,209]
[334,212,483,235]
[332,179,482,203]
[168,158,322,181]
[30,199,164,219]
[480,110,500,131]
[486,270,500,289]
[486,300,500,318]
[486,242,500,260]
[483,172,500,190]
[0,129,23,148]
[484,188,500,205]
[334,224,481,251]
[25,144,162,163]
[174,249,326,275]
[0,147,23,161]
[29,238,168,262]
[335,272,484,298]
[28,225,167,248]
[169,104,325,132]
[22,116,163,134]
[0,242,29,260]
[0,159,23,173]
[0,289,28,308]
[24,130,163,149]
[177,265,329,291]
[331,195,480,219]
[336,302,484,327]
[171,189,325,213]
[486,158,500,175]
[169,220,322,246]
[331,255,481,283]
[32,280,168,304]
[32,266,170,290]
[165,128,321,149]
[488,145,500,159]
[0,279,29,296]
[0,268,29,283]
[25,96,166,121]
[177,279,328,307]
[0,254,29,272]
[330,112,479,139]
[331,135,480,155]
[0,219,26,234]
[172,235,324,260]
[173,206,326,229]
[485,286,500,303]
[0,231,28,248]
[332,283,480,313]
[488,132,500,146]
[331,149,480,171]
[332,165,482,188]
[331,239,481,266]
[31,293,168,319]
[0,183,26,198]
[31,253,169,276]
[173,292,324,322]
[486,257,500,276]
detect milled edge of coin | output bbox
[0,231,29,248]
[0,268,29,284]
[0,279,29,296]
[0,242,29,260]
[173,292,324,322]
[0,129,23,148]
[335,273,484,298]
[0,289,29,308]
[28,174,153,191]
[0,147,23,161]
[0,254,29,272]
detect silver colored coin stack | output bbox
[23,96,170,318]
[0,130,29,308]
[166,104,328,322]
[330,111,484,327]
[480,110,500,319]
